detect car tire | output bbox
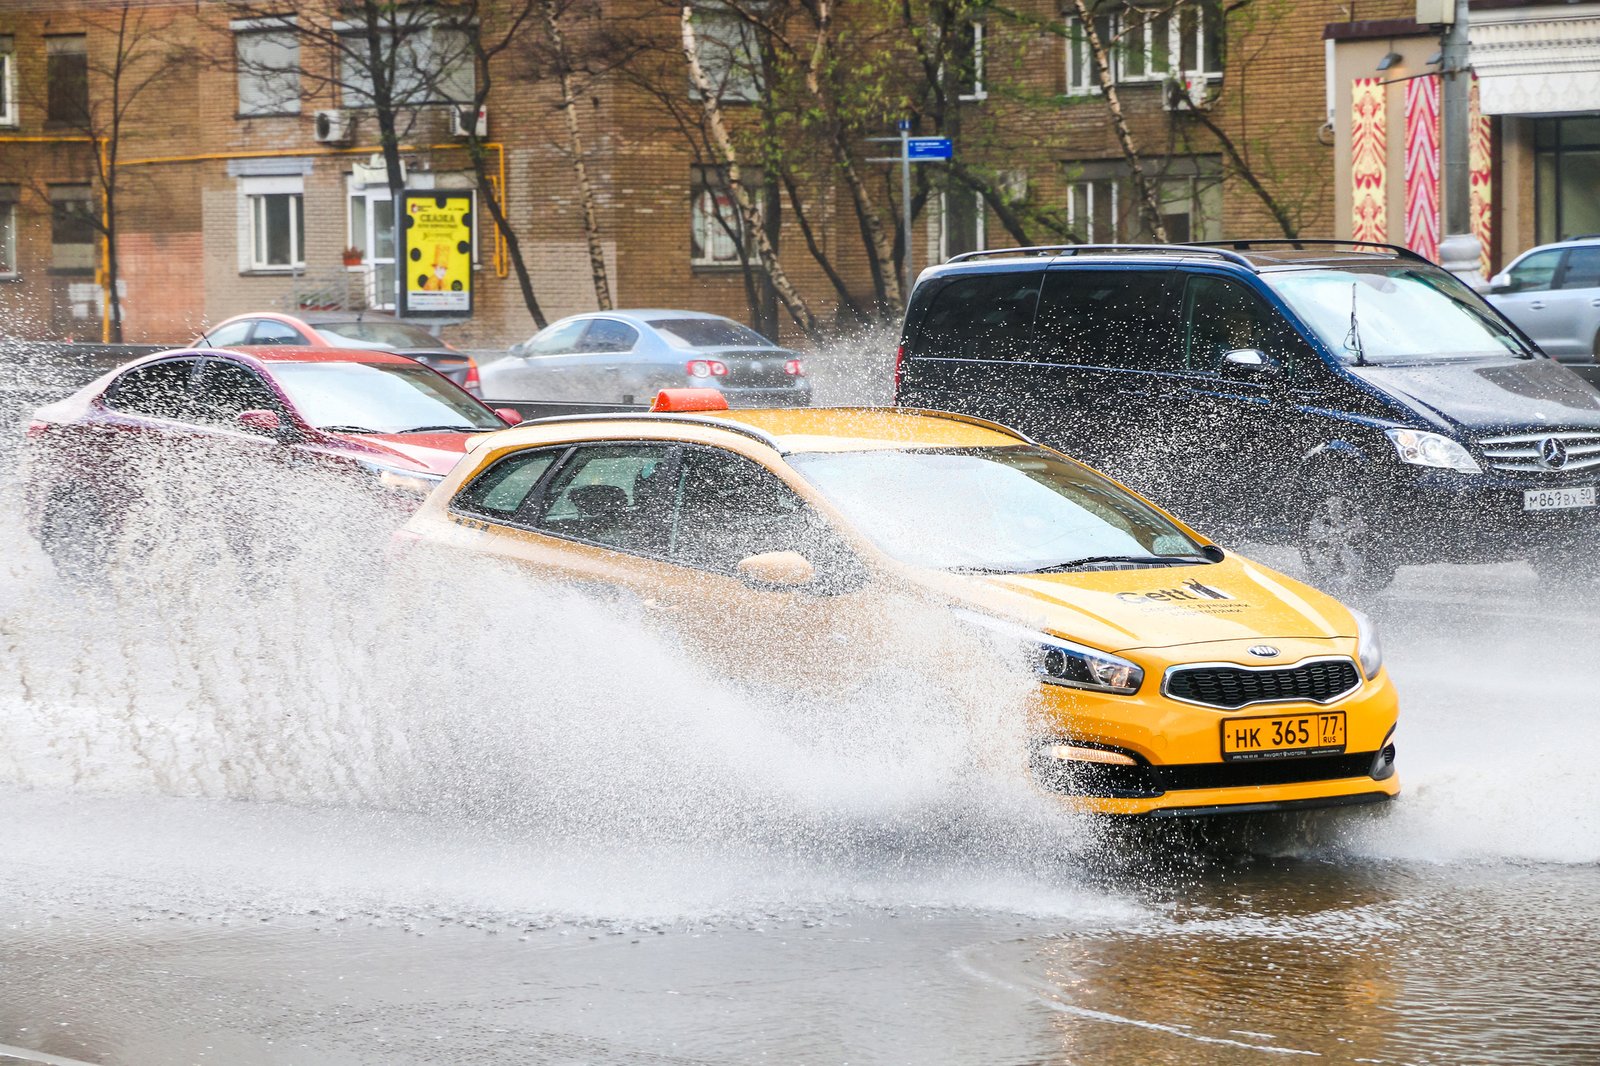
[36,489,112,584]
[1297,488,1397,599]
[1528,541,1600,587]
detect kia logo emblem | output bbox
[1248,645,1280,658]
[1540,437,1570,470]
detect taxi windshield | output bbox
[1265,264,1532,363]
[788,446,1205,572]
[272,361,501,433]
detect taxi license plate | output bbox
[1524,487,1596,512]
[1221,712,1346,762]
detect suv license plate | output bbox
[1524,487,1597,512]
[1221,712,1346,762]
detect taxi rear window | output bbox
[454,448,564,517]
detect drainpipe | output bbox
[1437,0,1483,287]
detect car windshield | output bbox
[788,446,1205,572]
[309,320,443,349]
[648,318,771,348]
[1265,264,1532,363]
[271,362,501,433]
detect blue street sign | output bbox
[906,137,953,161]
[897,118,912,131]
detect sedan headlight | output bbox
[1384,428,1480,473]
[1351,608,1384,680]
[359,461,445,498]
[954,609,1144,695]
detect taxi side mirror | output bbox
[735,550,816,590]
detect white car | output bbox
[480,310,812,407]
[1488,238,1600,363]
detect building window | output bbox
[1066,162,1220,243]
[338,22,473,107]
[956,21,986,101]
[1535,118,1600,244]
[939,187,987,261]
[233,21,301,116]
[46,35,89,127]
[0,37,17,127]
[691,3,763,103]
[239,176,304,271]
[691,166,744,266]
[0,187,17,276]
[50,185,96,272]
[1065,2,1221,92]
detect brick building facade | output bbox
[2,0,1537,352]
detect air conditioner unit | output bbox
[314,109,354,145]
[1163,74,1211,112]
[451,105,488,138]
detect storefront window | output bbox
[1535,118,1600,244]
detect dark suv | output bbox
[895,240,1600,593]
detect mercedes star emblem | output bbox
[1540,437,1570,470]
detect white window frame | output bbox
[334,18,476,108]
[240,175,304,272]
[1067,180,1120,243]
[690,171,744,267]
[1065,4,1222,93]
[0,199,17,278]
[957,21,987,102]
[232,18,302,117]
[347,174,478,309]
[0,40,17,127]
[937,188,987,262]
[689,3,764,104]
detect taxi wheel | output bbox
[1298,491,1396,598]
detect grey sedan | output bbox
[478,310,811,407]
[1488,238,1600,363]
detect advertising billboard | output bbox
[399,191,473,316]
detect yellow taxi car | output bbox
[398,389,1399,817]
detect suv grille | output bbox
[1164,658,1361,710]
[1476,430,1600,474]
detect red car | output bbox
[194,311,483,395]
[24,345,519,574]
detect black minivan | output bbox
[895,240,1600,593]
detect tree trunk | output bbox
[544,0,612,311]
[680,4,816,335]
[1070,0,1167,243]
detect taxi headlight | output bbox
[1384,428,1481,473]
[360,461,445,498]
[1351,608,1384,680]
[953,609,1144,695]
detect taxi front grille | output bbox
[1164,658,1361,710]
[1476,430,1600,474]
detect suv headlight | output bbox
[1351,608,1384,680]
[1384,428,1480,473]
[954,609,1144,695]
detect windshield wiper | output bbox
[317,424,383,434]
[1344,281,1370,367]
[397,424,489,434]
[961,554,1209,575]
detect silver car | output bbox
[479,310,812,406]
[1488,237,1600,363]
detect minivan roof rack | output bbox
[944,243,1255,267]
[1194,238,1431,263]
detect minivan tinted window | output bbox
[912,270,1043,360]
[1033,269,1180,370]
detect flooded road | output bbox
[1,355,1597,1063]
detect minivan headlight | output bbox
[953,609,1144,695]
[1351,608,1384,680]
[1384,428,1481,473]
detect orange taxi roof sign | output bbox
[651,388,730,413]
